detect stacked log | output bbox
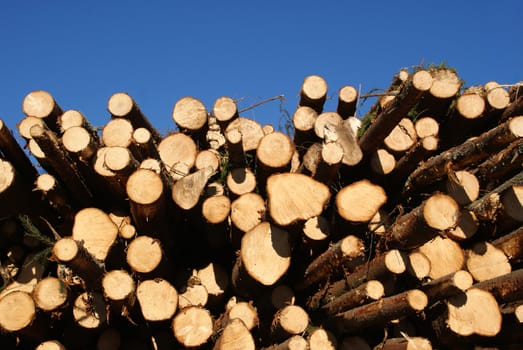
[0,68,522,349]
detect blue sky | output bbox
[0,1,521,138]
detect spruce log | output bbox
[127,168,167,234]
[313,142,343,186]
[0,160,40,217]
[444,170,480,205]
[485,81,510,110]
[267,173,330,226]
[466,241,511,282]
[337,85,358,119]
[196,262,229,306]
[328,289,428,334]
[104,146,137,180]
[171,96,208,132]
[256,132,295,189]
[178,278,208,309]
[22,90,63,133]
[339,336,371,350]
[328,119,363,166]
[414,117,439,138]
[32,276,68,312]
[30,124,94,207]
[93,147,128,201]
[107,92,162,143]
[296,235,365,291]
[73,292,106,329]
[0,253,46,299]
[321,280,384,315]
[373,337,432,350]
[358,70,432,155]
[271,304,309,341]
[492,225,523,261]
[58,109,88,131]
[473,269,523,303]
[420,270,473,301]
[370,149,396,175]
[158,132,197,179]
[299,75,328,114]
[61,126,98,161]
[405,251,431,280]
[17,115,45,140]
[404,115,523,195]
[386,193,459,249]
[447,209,478,241]
[52,237,104,290]
[36,340,66,350]
[126,236,163,274]
[132,127,160,160]
[310,249,407,310]
[225,126,247,168]
[102,269,135,304]
[172,166,214,210]
[213,318,255,350]
[102,117,134,148]
[0,119,38,181]
[36,174,74,222]
[222,297,259,331]
[71,207,118,261]
[171,306,213,348]
[475,138,523,190]
[195,149,220,173]
[418,236,464,279]
[202,195,231,224]
[314,112,342,140]
[336,179,387,223]
[292,105,318,154]
[136,279,178,322]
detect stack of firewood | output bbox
[0,66,522,350]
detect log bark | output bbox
[299,75,328,114]
[313,142,343,186]
[0,119,38,182]
[386,193,459,249]
[132,127,160,160]
[404,116,523,195]
[492,225,523,261]
[337,85,358,118]
[373,337,432,350]
[328,289,428,334]
[336,179,387,223]
[339,336,371,350]
[321,280,384,315]
[420,270,473,301]
[447,208,478,241]
[0,160,40,217]
[136,279,178,322]
[172,306,214,348]
[296,235,365,291]
[475,138,523,190]
[261,335,308,350]
[52,237,104,290]
[196,262,229,306]
[30,124,94,207]
[444,170,480,205]
[370,149,396,175]
[108,92,162,144]
[358,70,432,155]
[473,269,523,303]
[267,173,330,226]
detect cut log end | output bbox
[0,291,35,332]
[102,270,135,301]
[308,328,337,350]
[257,132,295,169]
[33,277,68,311]
[301,75,328,101]
[214,318,255,350]
[213,96,238,122]
[137,279,178,322]
[22,90,57,119]
[276,305,309,335]
[336,180,387,223]
[172,306,214,348]
[107,92,134,117]
[202,195,231,224]
[127,168,163,205]
[422,193,459,230]
[172,96,208,131]
[126,236,163,273]
[73,292,106,329]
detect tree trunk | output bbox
[358,70,432,155]
[420,270,472,301]
[492,225,523,261]
[473,269,523,303]
[0,119,38,182]
[299,75,328,114]
[292,106,318,155]
[386,193,459,249]
[337,85,358,119]
[328,289,428,334]
[321,280,384,315]
[108,92,162,144]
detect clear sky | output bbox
[0,1,521,138]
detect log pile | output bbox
[0,68,522,349]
